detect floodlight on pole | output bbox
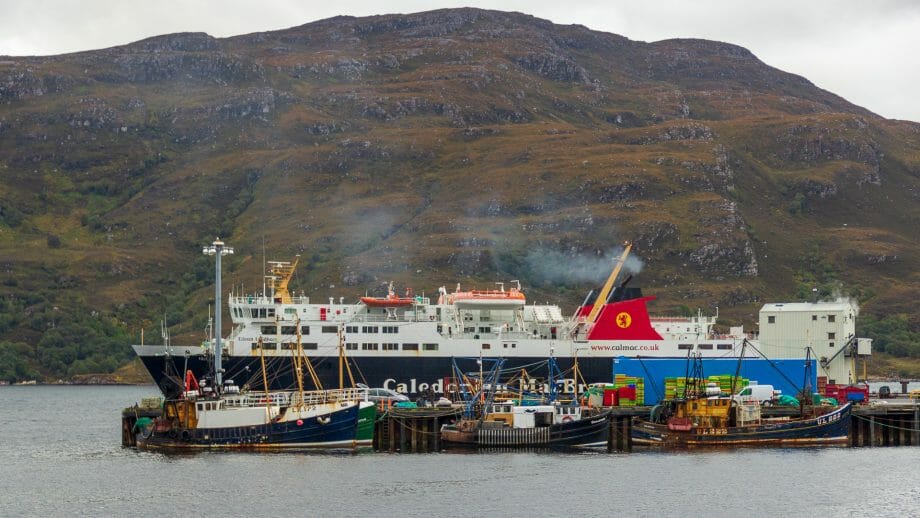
[203,238,233,388]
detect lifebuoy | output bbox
[562,416,574,423]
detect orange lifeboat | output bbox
[360,282,416,307]
[448,281,525,308]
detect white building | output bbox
[757,300,870,385]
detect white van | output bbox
[734,384,780,405]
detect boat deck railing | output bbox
[219,388,366,408]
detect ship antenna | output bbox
[262,235,266,299]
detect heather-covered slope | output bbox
[1,9,918,380]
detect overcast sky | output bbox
[2,0,917,122]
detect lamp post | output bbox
[202,238,233,388]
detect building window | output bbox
[829,342,835,348]
[699,344,713,350]
[478,327,491,333]
[345,326,358,334]
[678,344,692,350]
[767,316,775,324]
[382,326,398,334]
[828,332,836,340]
[261,325,276,335]
[322,326,338,333]
[361,343,379,351]
[362,326,379,333]
[280,326,297,335]
[345,343,358,350]
[301,326,309,335]
[382,343,398,351]
[717,344,733,350]
[423,343,438,351]
[812,315,817,321]
[403,343,419,351]
[828,315,836,323]
[482,344,491,350]
[303,343,318,350]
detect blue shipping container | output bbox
[612,357,818,406]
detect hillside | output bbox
[1,8,918,381]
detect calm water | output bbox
[1,386,918,517]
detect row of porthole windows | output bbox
[677,343,733,350]
[344,343,437,351]
[250,342,318,351]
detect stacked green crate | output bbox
[613,374,645,406]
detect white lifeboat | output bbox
[449,281,525,308]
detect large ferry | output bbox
[134,246,871,396]
[135,246,782,398]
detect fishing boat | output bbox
[440,357,611,448]
[631,351,851,447]
[136,381,373,451]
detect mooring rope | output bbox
[853,413,920,433]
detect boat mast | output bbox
[258,336,270,418]
[338,326,344,391]
[202,238,233,388]
[295,319,305,407]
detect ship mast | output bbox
[586,242,632,324]
[202,238,233,388]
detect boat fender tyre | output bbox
[562,416,574,423]
[180,430,191,441]
[167,429,178,440]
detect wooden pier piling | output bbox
[373,407,461,453]
[849,403,920,447]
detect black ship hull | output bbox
[140,352,617,398]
